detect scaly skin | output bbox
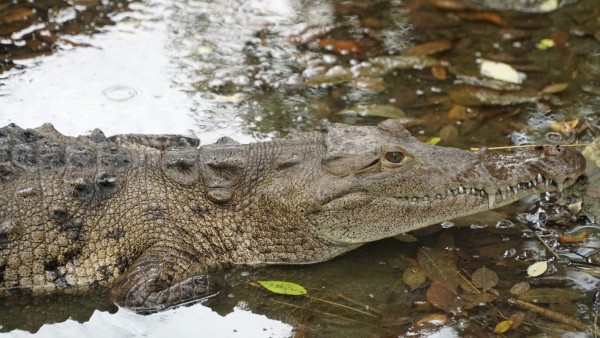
[0,120,586,312]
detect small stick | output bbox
[336,293,382,315]
[307,295,378,318]
[269,298,363,324]
[470,144,588,151]
[509,299,590,331]
[533,231,564,262]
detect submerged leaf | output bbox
[426,282,464,314]
[417,247,459,292]
[426,137,441,145]
[403,267,428,290]
[510,282,530,295]
[448,86,537,106]
[258,281,308,296]
[518,288,582,303]
[471,266,499,292]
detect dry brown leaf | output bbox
[416,312,448,325]
[431,64,447,80]
[509,312,525,329]
[549,119,579,133]
[318,38,361,54]
[448,104,470,120]
[403,39,452,56]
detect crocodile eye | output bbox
[385,151,404,163]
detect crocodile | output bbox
[0,119,586,312]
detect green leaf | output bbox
[426,137,441,145]
[258,281,308,296]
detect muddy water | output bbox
[1,0,600,336]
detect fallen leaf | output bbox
[510,282,530,295]
[494,320,513,333]
[431,64,447,80]
[518,288,582,303]
[426,137,441,145]
[336,104,406,119]
[319,38,361,54]
[403,39,452,56]
[426,282,465,314]
[417,313,448,325]
[258,281,307,296]
[394,233,419,242]
[540,83,569,95]
[509,312,525,329]
[417,247,459,292]
[448,104,470,120]
[404,267,428,290]
[480,60,523,84]
[549,119,579,133]
[461,12,507,27]
[527,261,548,277]
[558,231,587,244]
[537,38,555,50]
[471,266,499,291]
[1,6,34,24]
[449,87,536,106]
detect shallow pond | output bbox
[1,0,600,336]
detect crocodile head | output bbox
[310,119,586,244]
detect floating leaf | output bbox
[417,247,459,292]
[510,282,530,295]
[403,267,428,290]
[518,288,582,303]
[480,60,523,84]
[426,137,441,145]
[471,266,499,291]
[258,281,307,296]
[494,320,513,333]
[527,261,548,277]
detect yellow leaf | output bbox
[494,320,513,333]
[537,38,555,50]
[426,137,441,145]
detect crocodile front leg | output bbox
[111,248,222,313]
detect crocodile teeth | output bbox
[537,173,543,184]
[500,188,507,201]
[458,186,464,194]
[511,186,518,194]
[488,193,496,208]
[545,178,550,187]
[556,181,564,192]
